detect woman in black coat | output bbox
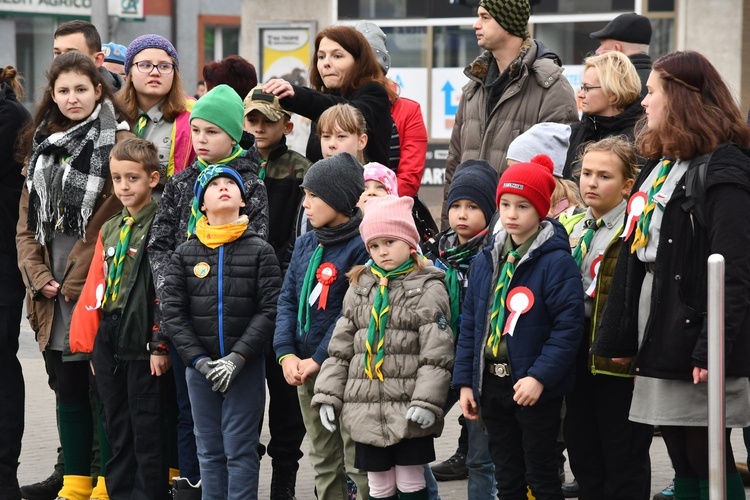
[591,51,750,499]
[562,51,643,178]
[263,25,395,165]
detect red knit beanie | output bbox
[359,195,420,250]
[495,154,556,221]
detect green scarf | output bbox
[134,113,149,138]
[572,218,602,267]
[297,244,324,335]
[258,158,267,181]
[187,144,244,236]
[364,259,415,381]
[631,158,673,252]
[487,250,521,357]
[103,216,135,306]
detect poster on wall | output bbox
[258,22,316,85]
[387,67,428,126]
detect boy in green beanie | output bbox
[148,83,269,494]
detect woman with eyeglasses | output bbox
[117,34,196,188]
[561,51,644,179]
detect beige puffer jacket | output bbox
[312,262,454,448]
[440,38,579,228]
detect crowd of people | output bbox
[2,1,750,500]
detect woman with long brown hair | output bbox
[263,25,396,165]
[592,50,750,499]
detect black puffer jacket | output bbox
[592,145,750,380]
[161,229,282,366]
[563,99,644,178]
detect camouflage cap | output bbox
[478,0,530,39]
[243,84,291,122]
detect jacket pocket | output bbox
[654,299,703,371]
[25,293,38,333]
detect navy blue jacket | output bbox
[452,219,584,404]
[274,230,369,365]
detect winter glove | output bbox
[319,404,337,433]
[406,406,436,429]
[195,357,212,377]
[205,352,246,393]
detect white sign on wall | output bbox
[387,67,428,125]
[108,0,144,19]
[430,67,469,140]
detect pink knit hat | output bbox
[359,195,420,250]
[363,162,398,196]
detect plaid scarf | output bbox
[26,100,118,243]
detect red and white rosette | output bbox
[309,263,338,310]
[503,286,535,337]
[620,191,647,240]
[585,254,603,298]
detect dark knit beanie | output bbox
[447,159,499,226]
[301,152,364,216]
[193,165,246,214]
[125,34,179,75]
[496,154,555,221]
[190,84,245,143]
[478,0,530,39]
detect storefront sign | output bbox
[0,0,144,19]
[257,22,316,84]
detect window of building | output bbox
[198,15,241,80]
[15,16,55,105]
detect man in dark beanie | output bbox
[440,0,578,230]
[590,12,653,96]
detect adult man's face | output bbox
[474,6,509,52]
[54,32,104,67]
[595,39,619,55]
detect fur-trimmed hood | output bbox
[466,38,564,85]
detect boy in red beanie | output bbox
[453,155,584,499]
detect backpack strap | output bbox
[681,143,732,227]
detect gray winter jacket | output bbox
[312,263,454,448]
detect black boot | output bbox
[172,477,201,500]
[270,466,298,500]
[18,474,62,500]
[429,452,467,481]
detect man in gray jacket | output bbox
[440,0,577,229]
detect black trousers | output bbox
[92,313,169,500]
[481,372,563,500]
[0,306,23,481]
[261,346,305,469]
[564,368,653,500]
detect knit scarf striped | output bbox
[487,250,520,357]
[364,259,415,381]
[187,144,244,236]
[102,216,134,306]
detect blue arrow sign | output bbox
[442,81,458,116]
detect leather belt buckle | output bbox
[488,362,510,378]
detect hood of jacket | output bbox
[466,37,564,87]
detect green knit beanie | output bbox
[478,0,530,39]
[190,84,244,143]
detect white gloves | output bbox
[406,406,436,429]
[320,404,337,433]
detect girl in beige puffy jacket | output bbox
[313,195,454,500]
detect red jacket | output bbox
[391,96,427,198]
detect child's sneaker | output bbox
[652,481,674,500]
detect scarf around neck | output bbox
[364,258,416,381]
[195,215,249,249]
[313,208,363,245]
[26,100,119,243]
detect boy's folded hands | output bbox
[205,352,246,393]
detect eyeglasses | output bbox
[132,61,175,75]
[579,84,602,93]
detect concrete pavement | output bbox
[15,317,749,498]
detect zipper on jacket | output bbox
[58,259,76,290]
[218,246,225,357]
[22,266,37,295]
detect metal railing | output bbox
[707,254,726,500]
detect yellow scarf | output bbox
[195,215,249,249]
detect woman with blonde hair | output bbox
[562,51,643,178]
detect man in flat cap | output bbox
[590,12,653,96]
[441,0,578,229]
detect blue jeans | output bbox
[426,389,497,500]
[170,345,200,482]
[186,357,265,500]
